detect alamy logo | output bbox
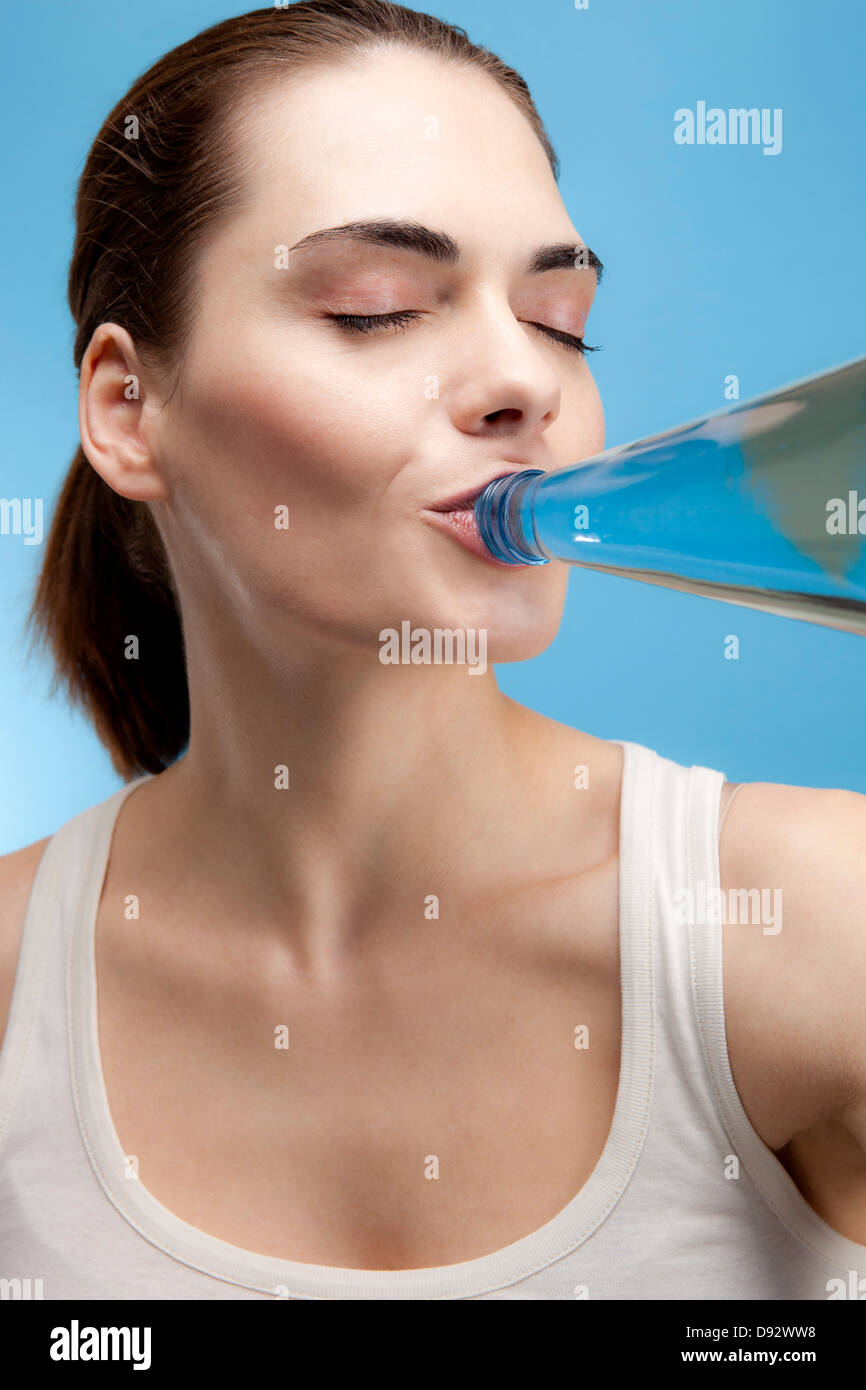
[0,1276,43,1299]
[826,1270,866,1299]
[826,491,866,534]
[674,102,782,156]
[49,1320,151,1371]
[379,621,487,674]
[0,497,43,545]
[672,879,782,935]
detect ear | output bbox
[78,323,170,502]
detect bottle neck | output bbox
[474,469,548,564]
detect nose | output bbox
[446,293,562,442]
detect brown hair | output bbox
[27,0,559,780]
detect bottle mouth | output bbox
[473,469,549,565]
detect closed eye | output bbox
[531,323,599,356]
[326,311,598,356]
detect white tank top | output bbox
[2,738,864,1300]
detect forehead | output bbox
[224,48,579,261]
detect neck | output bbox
[127,621,616,961]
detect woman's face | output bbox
[144,48,605,664]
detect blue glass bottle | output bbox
[474,356,866,636]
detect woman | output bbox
[1,1,864,1301]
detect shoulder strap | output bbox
[637,748,731,1126]
[0,780,147,1155]
[0,802,103,1150]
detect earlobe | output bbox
[78,323,170,502]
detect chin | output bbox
[481,587,565,648]
[489,626,560,663]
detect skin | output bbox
[1,49,865,1273]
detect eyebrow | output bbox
[288,219,604,284]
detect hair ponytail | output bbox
[28,446,188,779]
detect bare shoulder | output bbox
[718,778,866,1151]
[0,837,52,1052]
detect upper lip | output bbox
[426,463,537,513]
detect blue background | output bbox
[2,0,865,849]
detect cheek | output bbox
[573,371,605,456]
[155,329,432,623]
[163,324,421,530]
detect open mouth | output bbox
[420,495,518,567]
[427,473,514,514]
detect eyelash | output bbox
[326,310,597,356]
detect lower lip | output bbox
[420,506,517,568]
